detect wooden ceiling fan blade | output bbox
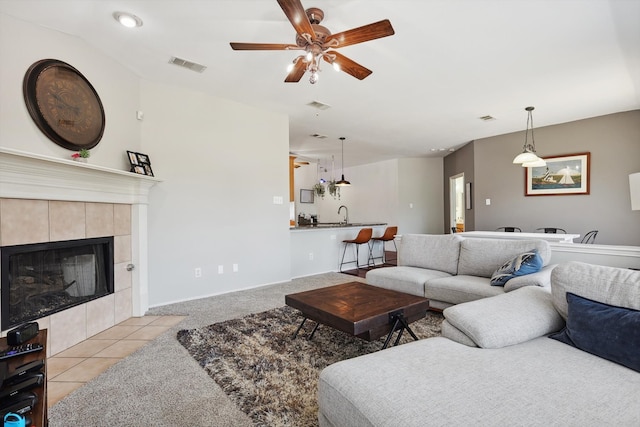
[325,19,395,48]
[277,0,315,41]
[285,58,306,82]
[324,51,372,80]
[230,42,298,51]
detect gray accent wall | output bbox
[446,110,640,245]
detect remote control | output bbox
[0,343,43,361]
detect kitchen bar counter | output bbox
[291,222,387,231]
[290,223,388,277]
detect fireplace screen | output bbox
[1,237,114,330]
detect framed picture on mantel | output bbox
[127,150,154,177]
[525,152,590,196]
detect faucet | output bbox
[338,205,349,224]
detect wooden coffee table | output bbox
[285,281,430,349]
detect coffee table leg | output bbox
[308,322,320,340]
[382,313,421,349]
[382,316,401,349]
[293,317,321,340]
[293,317,308,339]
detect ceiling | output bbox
[1,0,639,167]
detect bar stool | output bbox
[339,228,373,273]
[371,226,398,265]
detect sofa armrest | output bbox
[442,286,564,348]
[503,264,557,292]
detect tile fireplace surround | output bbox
[0,148,160,356]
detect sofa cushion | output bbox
[398,234,462,275]
[551,261,640,320]
[490,249,543,286]
[550,292,640,373]
[425,275,504,305]
[366,266,452,297]
[318,336,640,427]
[457,238,550,278]
[443,286,564,348]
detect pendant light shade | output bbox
[513,106,545,167]
[336,137,351,186]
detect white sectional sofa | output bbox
[366,234,554,309]
[318,261,640,426]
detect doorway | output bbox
[450,173,465,233]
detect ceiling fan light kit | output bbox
[230,0,394,84]
[513,106,546,167]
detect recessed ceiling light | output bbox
[113,12,143,28]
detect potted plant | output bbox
[313,182,326,199]
[71,149,90,162]
[328,179,340,199]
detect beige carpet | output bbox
[177,306,444,427]
[47,273,438,426]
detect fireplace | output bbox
[1,237,114,330]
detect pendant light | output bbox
[513,106,545,167]
[336,137,351,186]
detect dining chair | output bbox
[495,227,522,232]
[580,230,598,244]
[536,227,566,234]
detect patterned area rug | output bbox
[177,305,444,426]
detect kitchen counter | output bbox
[290,223,388,277]
[291,222,387,230]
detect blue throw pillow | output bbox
[549,292,640,373]
[490,249,543,286]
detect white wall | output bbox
[141,80,290,306]
[294,157,444,234]
[398,157,444,234]
[0,14,141,170]
[1,14,291,309]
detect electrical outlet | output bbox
[194,267,202,278]
[233,263,238,272]
[218,265,224,274]
[309,252,314,261]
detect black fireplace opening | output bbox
[1,237,114,331]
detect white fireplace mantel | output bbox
[0,147,161,204]
[0,147,161,316]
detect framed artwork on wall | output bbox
[300,189,314,203]
[127,151,154,176]
[525,152,590,196]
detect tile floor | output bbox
[46,315,186,408]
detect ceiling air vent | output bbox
[168,56,207,73]
[310,133,328,139]
[307,100,331,110]
[479,115,496,121]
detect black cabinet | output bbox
[0,329,47,427]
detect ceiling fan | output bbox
[230,0,395,84]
